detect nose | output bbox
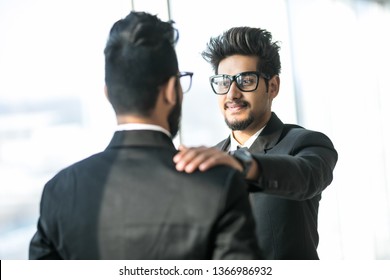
[226,80,243,100]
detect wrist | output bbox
[246,159,259,180]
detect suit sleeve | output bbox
[29,182,62,260]
[249,130,338,201]
[212,170,262,260]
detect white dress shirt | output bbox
[229,126,265,152]
[116,123,171,138]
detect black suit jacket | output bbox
[216,112,338,259]
[29,130,260,260]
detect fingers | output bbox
[177,145,187,151]
[173,145,198,164]
[173,146,210,173]
[173,146,240,173]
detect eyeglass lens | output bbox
[211,72,259,94]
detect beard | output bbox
[225,113,255,131]
[167,89,182,138]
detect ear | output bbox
[268,75,280,99]
[162,76,179,105]
[104,84,109,101]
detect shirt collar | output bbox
[116,123,172,138]
[229,126,266,152]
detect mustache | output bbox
[224,100,249,109]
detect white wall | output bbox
[286,0,390,259]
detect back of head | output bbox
[201,27,281,77]
[104,11,179,116]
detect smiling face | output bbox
[217,54,279,137]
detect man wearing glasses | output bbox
[29,13,259,260]
[174,27,338,259]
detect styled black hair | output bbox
[104,11,179,116]
[202,27,281,77]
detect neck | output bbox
[232,113,271,144]
[116,114,169,131]
[232,130,255,145]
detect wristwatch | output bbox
[230,148,253,177]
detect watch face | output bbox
[236,148,252,161]
[233,148,252,176]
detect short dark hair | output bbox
[104,11,179,116]
[201,27,281,77]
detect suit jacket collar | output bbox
[106,130,176,150]
[249,112,284,153]
[218,112,284,154]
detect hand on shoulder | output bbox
[173,145,242,173]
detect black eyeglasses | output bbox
[177,71,193,93]
[209,71,270,95]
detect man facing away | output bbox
[174,27,338,259]
[29,12,260,260]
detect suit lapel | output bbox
[249,113,284,154]
[216,137,231,152]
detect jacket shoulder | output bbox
[279,124,337,157]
